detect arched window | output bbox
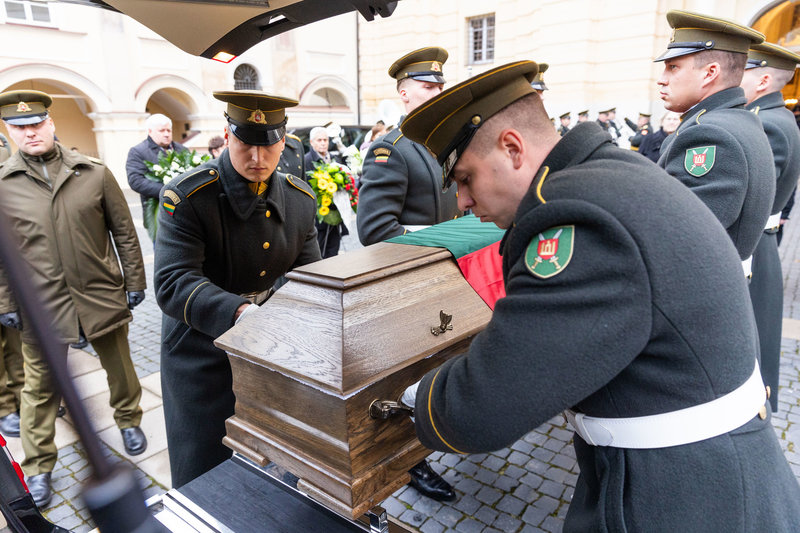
[234,64,261,91]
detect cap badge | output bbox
[16,102,31,113]
[248,109,267,124]
[431,61,442,72]
[670,30,676,43]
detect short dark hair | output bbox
[208,135,225,151]
[692,50,747,87]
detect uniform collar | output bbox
[0,142,92,179]
[680,86,746,126]
[746,90,785,112]
[218,150,286,221]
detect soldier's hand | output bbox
[0,311,22,330]
[127,291,145,310]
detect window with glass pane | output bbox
[4,0,50,24]
[468,14,495,65]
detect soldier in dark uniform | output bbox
[740,42,800,412]
[278,132,305,179]
[557,112,571,136]
[357,47,461,246]
[626,112,651,150]
[154,90,321,488]
[596,107,621,144]
[399,59,800,531]
[576,109,589,123]
[356,47,460,501]
[656,10,774,272]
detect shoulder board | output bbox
[286,133,302,142]
[381,128,403,145]
[171,167,220,197]
[86,155,104,165]
[285,174,315,201]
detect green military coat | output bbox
[658,87,775,260]
[357,121,461,245]
[154,149,320,487]
[413,123,800,531]
[0,144,146,344]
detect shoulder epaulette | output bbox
[285,174,315,201]
[382,128,403,146]
[286,133,302,142]
[86,155,104,165]
[172,167,219,197]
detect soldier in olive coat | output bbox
[278,132,305,178]
[401,59,800,532]
[656,11,774,266]
[0,132,10,162]
[357,47,461,246]
[740,42,800,412]
[155,90,321,488]
[0,90,147,507]
[0,326,23,437]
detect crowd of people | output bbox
[1,7,800,530]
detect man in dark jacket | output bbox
[305,126,347,258]
[656,10,774,268]
[357,47,462,248]
[154,90,321,488]
[739,42,800,412]
[125,113,187,236]
[400,59,800,532]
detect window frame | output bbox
[3,0,55,27]
[467,13,495,65]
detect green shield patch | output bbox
[684,145,716,177]
[525,225,574,278]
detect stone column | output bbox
[88,112,149,190]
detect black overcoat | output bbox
[658,87,775,260]
[154,149,320,487]
[413,122,800,531]
[748,90,800,411]
[125,136,187,207]
[357,121,461,245]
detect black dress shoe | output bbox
[69,331,88,349]
[56,405,66,418]
[408,460,456,501]
[27,472,52,508]
[0,411,20,437]
[121,426,147,456]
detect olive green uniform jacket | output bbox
[357,120,461,245]
[0,144,146,345]
[658,87,775,260]
[154,149,320,487]
[747,90,800,411]
[413,123,800,531]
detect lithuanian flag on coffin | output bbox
[387,215,506,309]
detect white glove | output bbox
[401,380,420,410]
[235,303,259,325]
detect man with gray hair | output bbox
[125,113,187,237]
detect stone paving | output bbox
[3,190,800,532]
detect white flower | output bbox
[170,162,181,170]
[153,164,163,172]
[163,175,173,184]
[192,155,201,165]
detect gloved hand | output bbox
[0,311,22,330]
[235,303,259,325]
[127,291,145,310]
[400,380,420,423]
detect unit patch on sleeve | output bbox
[373,147,391,163]
[684,146,716,177]
[525,225,574,278]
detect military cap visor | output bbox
[745,42,800,71]
[401,60,539,191]
[213,90,297,146]
[0,90,52,126]
[655,10,765,62]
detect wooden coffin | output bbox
[214,241,493,518]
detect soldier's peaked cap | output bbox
[746,42,800,71]
[213,90,298,146]
[401,60,539,190]
[0,90,52,126]
[388,46,448,83]
[559,111,571,119]
[655,10,764,62]
[531,62,549,91]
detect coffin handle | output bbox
[369,399,414,420]
[430,310,453,336]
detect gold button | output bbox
[210,170,216,176]
[265,210,271,218]
[758,405,768,420]
[277,166,282,170]
[259,270,266,277]
[263,242,270,250]
[766,386,771,399]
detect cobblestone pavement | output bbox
[3,190,800,532]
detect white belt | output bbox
[565,360,765,449]
[765,213,781,232]
[742,256,752,279]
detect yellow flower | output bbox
[317,178,330,190]
[319,206,330,216]
[327,182,338,193]
[321,196,331,207]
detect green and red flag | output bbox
[387,215,506,309]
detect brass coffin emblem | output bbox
[431,310,453,336]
